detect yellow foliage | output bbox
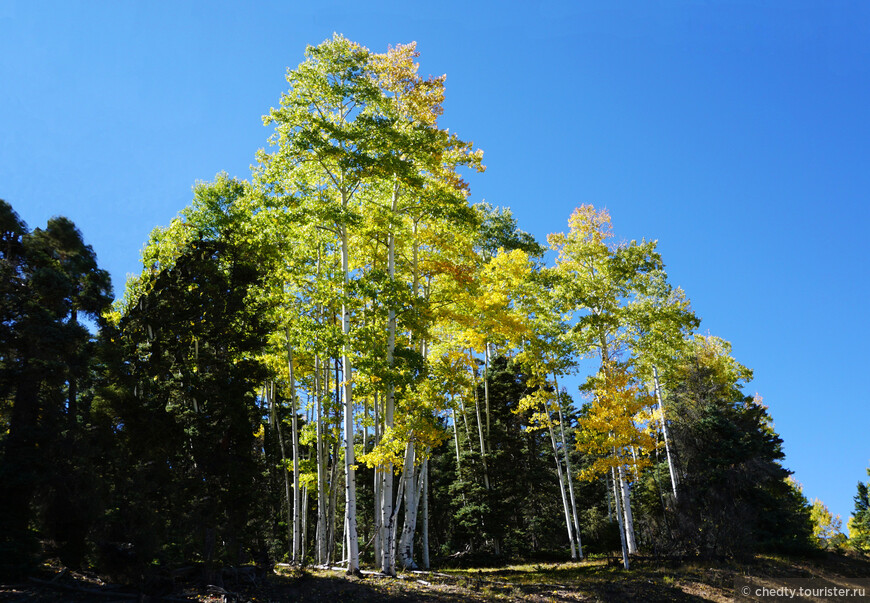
[575,361,657,482]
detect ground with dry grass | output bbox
[2,553,869,602]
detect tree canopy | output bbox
[0,37,841,584]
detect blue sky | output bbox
[2,1,868,523]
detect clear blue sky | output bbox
[2,1,868,524]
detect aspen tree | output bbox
[549,205,685,556]
[360,42,482,574]
[575,362,656,557]
[257,36,385,572]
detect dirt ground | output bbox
[3,553,869,602]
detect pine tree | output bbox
[850,468,870,555]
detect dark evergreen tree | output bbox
[0,203,112,576]
[662,350,814,557]
[439,356,565,560]
[850,468,870,555]
[102,235,269,571]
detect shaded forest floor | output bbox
[3,552,870,602]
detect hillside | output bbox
[4,554,870,602]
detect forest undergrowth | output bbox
[3,552,870,602]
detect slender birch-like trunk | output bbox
[313,247,327,564]
[314,352,327,564]
[546,412,577,559]
[484,342,491,451]
[387,443,409,572]
[301,483,309,564]
[379,181,400,575]
[339,189,359,572]
[373,391,382,565]
[458,395,474,456]
[363,398,368,452]
[421,457,430,569]
[398,442,420,569]
[631,446,640,481]
[268,381,293,558]
[553,373,583,558]
[618,462,637,554]
[327,395,340,565]
[612,464,630,569]
[469,362,491,490]
[653,365,678,501]
[451,405,462,470]
[286,335,301,563]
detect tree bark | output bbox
[373,391,382,566]
[314,353,327,564]
[546,412,577,559]
[379,181,399,575]
[612,465,630,569]
[484,342,491,451]
[553,373,583,558]
[469,362,491,490]
[269,381,293,559]
[618,462,637,554]
[339,207,359,572]
[286,336,301,564]
[398,443,423,569]
[421,456,430,569]
[653,365,678,501]
[451,405,462,470]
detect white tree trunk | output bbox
[484,342,491,450]
[301,483,308,564]
[339,218,359,573]
[269,381,293,560]
[451,405,462,470]
[286,336,301,564]
[458,395,474,456]
[314,249,328,565]
[553,373,583,558]
[373,392,382,566]
[314,353,327,565]
[379,182,400,575]
[421,457,430,569]
[546,414,577,559]
[612,465,630,569]
[469,363,491,490]
[618,462,637,555]
[653,365,678,502]
[387,443,409,573]
[398,443,426,569]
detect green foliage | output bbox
[0,202,112,576]
[662,342,814,557]
[101,232,270,571]
[849,468,870,555]
[474,203,544,261]
[810,498,845,551]
[436,356,568,557]
[1,39,847,581]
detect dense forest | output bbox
[2,36,868,585]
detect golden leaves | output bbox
[575,361,658,482]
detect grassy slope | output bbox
[3,553,869,601]
[273,553,870,602]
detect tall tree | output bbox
[257,35,386,572]
[850,467,870,555]
[664,335,813,556]
[0,205,112,576]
